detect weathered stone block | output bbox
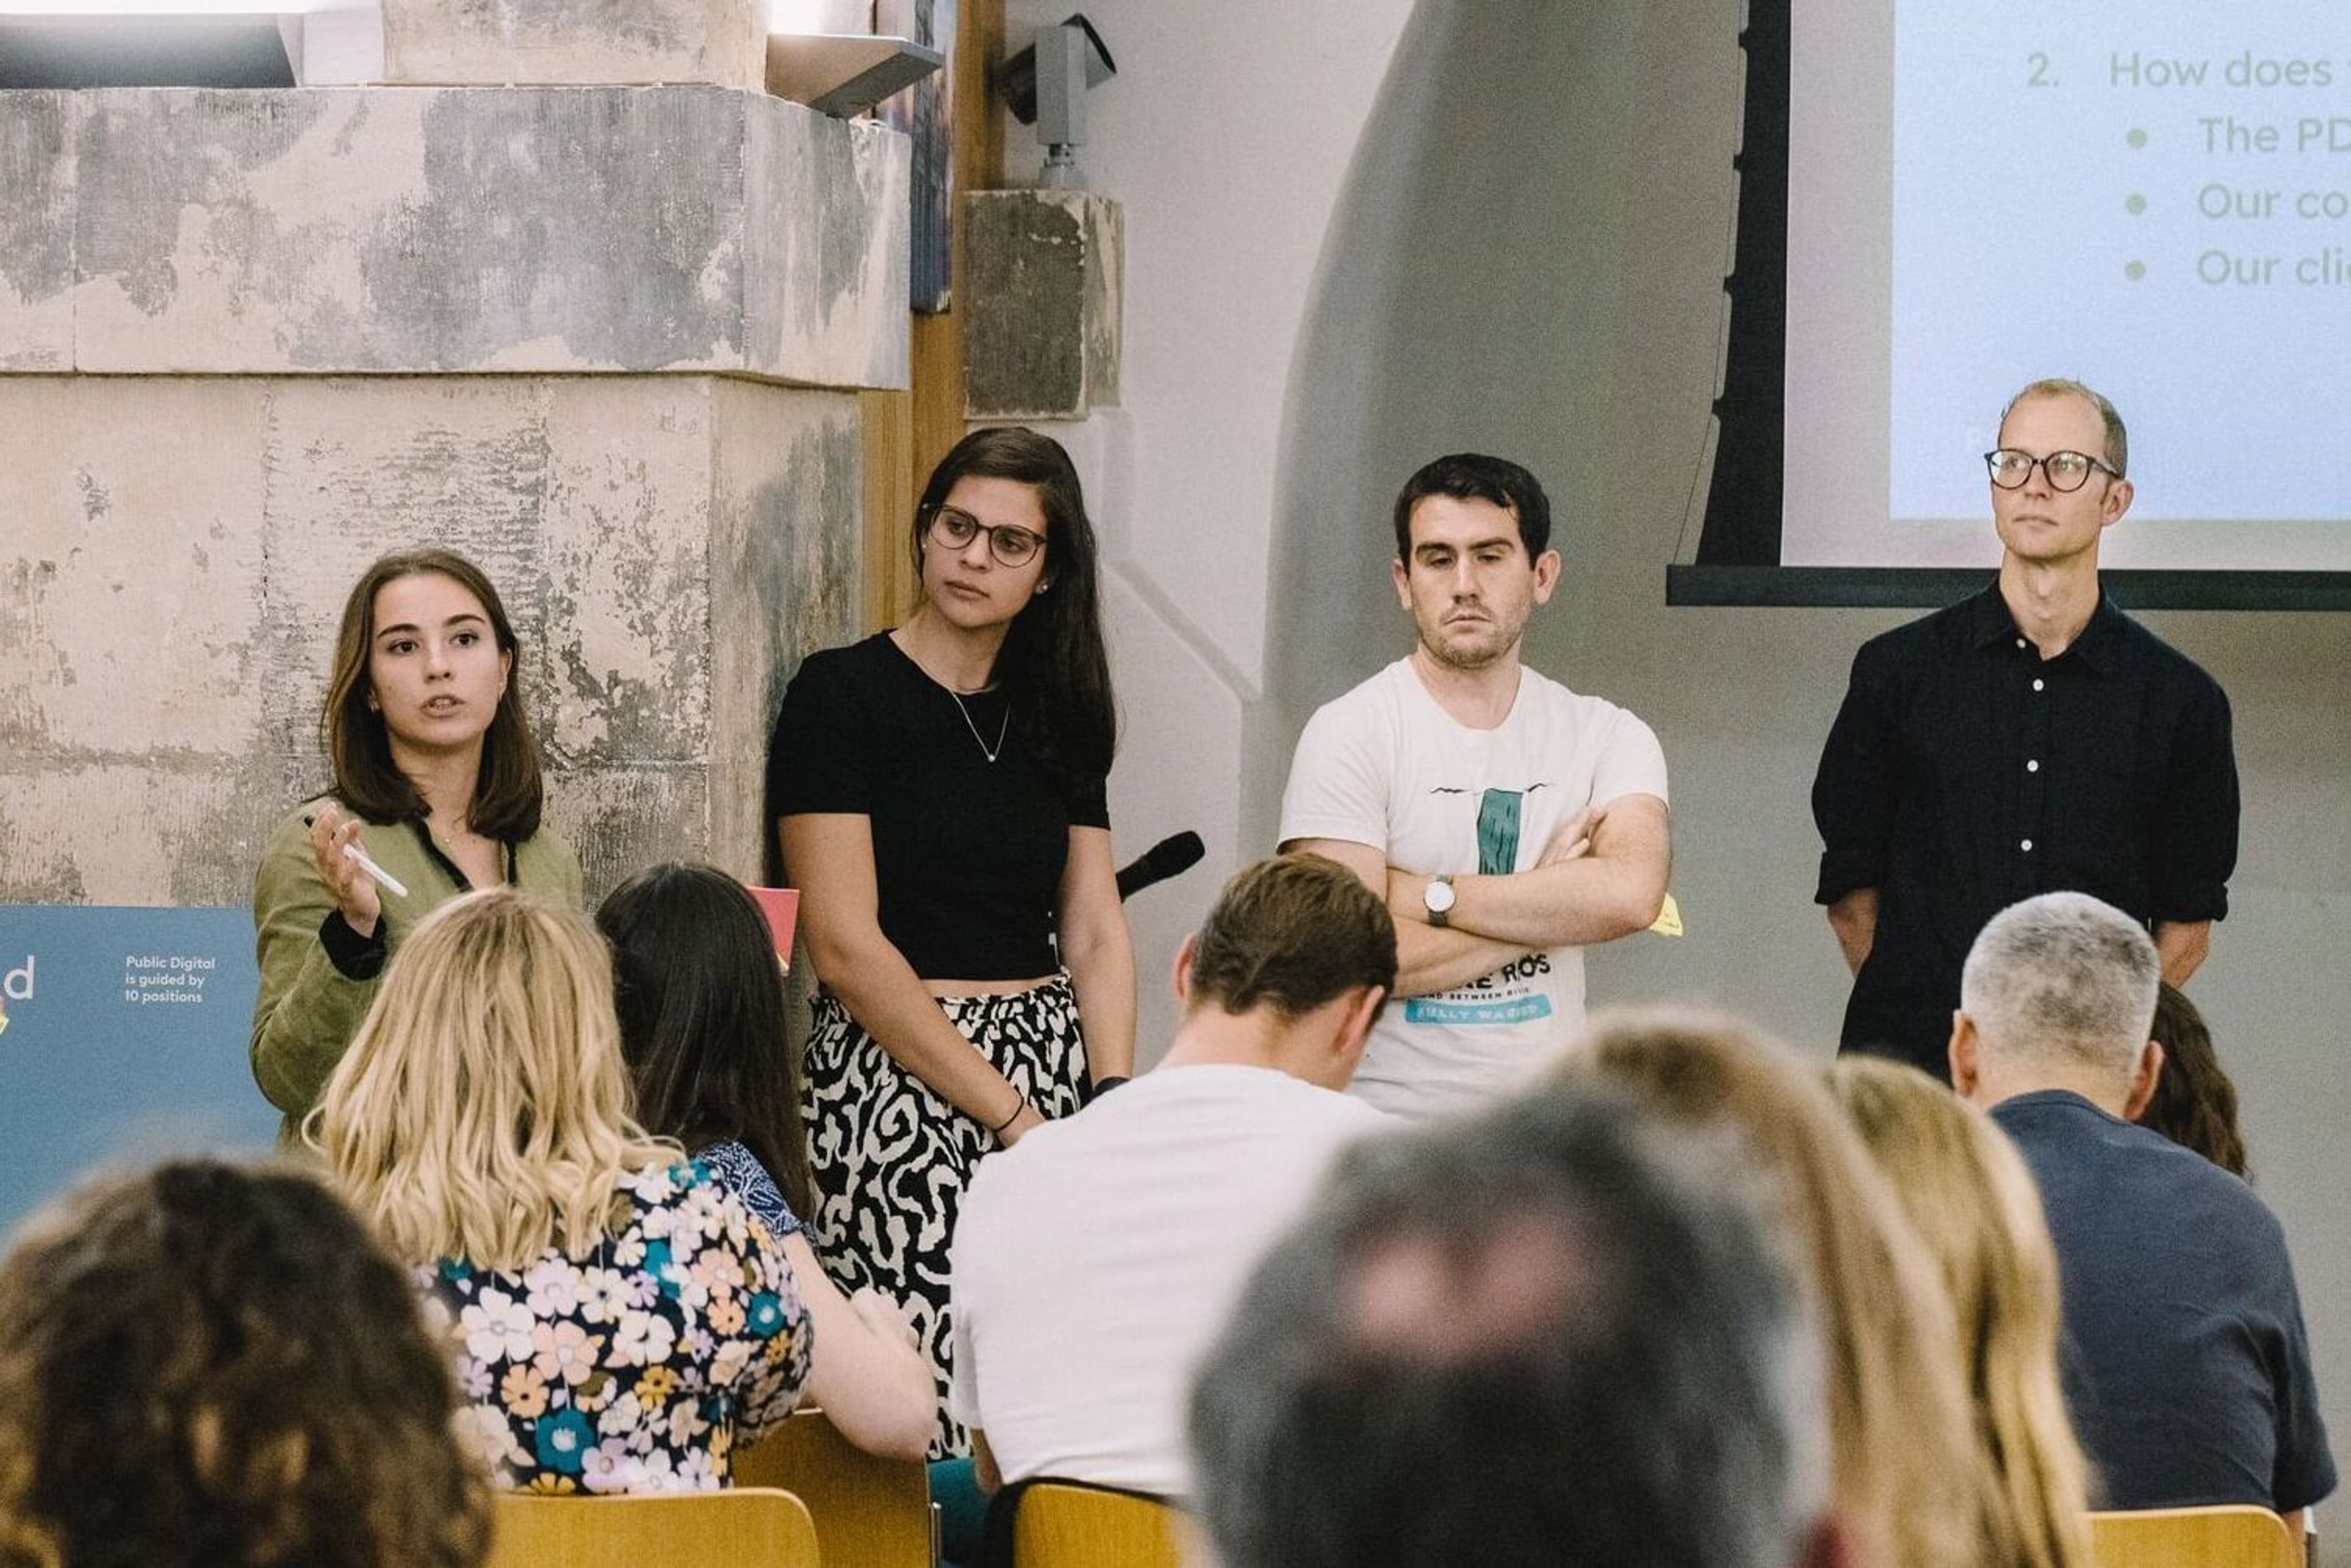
[963,189,1123,421]
[0,378,270,758]
[381,0,767,91]
[0,92,74,372]
[708,379,863,879]
[255,377,553,758]
[0,374,862,904]
[746,89,915,393]
[0,87,908,389]
[0,756,299,906]
[551,763,711,902]
[538,379,719,768]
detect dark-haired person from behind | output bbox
[0,1160,489,1568]
[598,861,937,1461]
[251,548,580,1136]
[769,426,1136,1457]
[1188,1087,1850,1568]
[2139,981,2250,1178]
[948,853,1396,1499]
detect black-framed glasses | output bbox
[1984,448,2121,493]
[927,506,1048,568]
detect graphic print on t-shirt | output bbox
[1475,787,1521,875]
[1404,782,1556,1028]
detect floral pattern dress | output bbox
[419,1160,812,1493]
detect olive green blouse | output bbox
[249,799,582,1139]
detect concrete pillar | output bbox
[0,70,909,902]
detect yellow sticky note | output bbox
[1648,893,1684,937]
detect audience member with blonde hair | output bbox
[1552,1010,1979,1568]
[1828,1057,2093,1568]
[313,887,812,1494]
[0,1160,488,1568]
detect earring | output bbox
[366,692,380,712]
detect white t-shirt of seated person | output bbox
[1280,658,1668,1120]
[947,1064,1390,1498]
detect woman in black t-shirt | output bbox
[767,427,1136,1458]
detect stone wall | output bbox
[0,374,862,902]
[0,80,906,902]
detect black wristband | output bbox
[988,1095,1029,1136]
[1087,1076,1130,1103]
[318,908,388,981]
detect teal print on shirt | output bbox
[1475,787,1523,876]
[1402,787,1552,1026]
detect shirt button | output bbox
[2031,678,2045,692]
[2027,759,2041,772]
[2020,838,2034,852]
[2015,637,2028,650]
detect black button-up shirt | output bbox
[1812,584,2238,1075]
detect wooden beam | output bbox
[861,0,1004,633]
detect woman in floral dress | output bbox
[312,887,812,1493]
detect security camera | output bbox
[997,13,1116,187]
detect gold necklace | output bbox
[950,689,1011,763]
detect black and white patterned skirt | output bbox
[801,974,1089,1458]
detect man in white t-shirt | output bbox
[1280,453,1670,1120]
[947,853,1396,1499]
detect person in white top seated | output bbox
[947,852,1397,1498]
[1280,452,1670,1121]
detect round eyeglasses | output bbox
[927,506,1048,568]
[1984,448,2122,493]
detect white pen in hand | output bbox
[304,811,410,901]
[340,842,410,899]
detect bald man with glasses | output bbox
[1811,378,2240,1080]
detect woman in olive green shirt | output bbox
[250,549,579,1135]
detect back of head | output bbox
[1960,893,2159,1092]
[313,887,669,1272]
[1190,1088,1829,1568]
[1184,852,1398,1021]
[0,1160,487,1568]
[1390,452,1553,560]
[1554,1010,1978,1568]
[2141,983,2249,1177]
[596,861,814,1218]
[1828,1059,2093,1568]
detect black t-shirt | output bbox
[767,632,1111,981]
[1995,1090,2335,1514]
[1813,585,2238,1075]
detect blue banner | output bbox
[0,906,279,1239]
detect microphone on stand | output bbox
[1116,831,1205,901]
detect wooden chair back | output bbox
[487,1487,821,1567]
[735,1409,934,1568]
[1011,1480,1183,1568]
[2090,1504,2299,1568]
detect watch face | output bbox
[1425,878,1457,913]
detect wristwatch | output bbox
[1423,874,1458,929]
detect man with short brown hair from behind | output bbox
[947,852,1398,1500]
